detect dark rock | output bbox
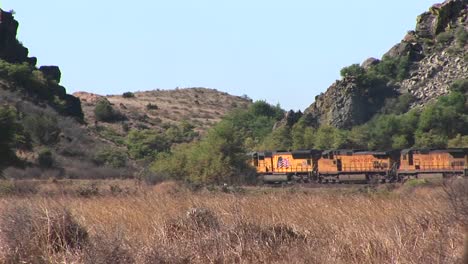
[0,9,34,64]
[384,42,424,61]
[416,11,438,38]
[40,66,61,83]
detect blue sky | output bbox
[3,0,436,110]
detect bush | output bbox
[38,148,54,168]
[436,31,453,46]
[22,112,60,145]
[122,92,135,98]
[448,134,468,148]
[94,99,124,122]
[146,103,159,110]
[450,79,468,93]
[93,148,127,168]
[371,55,411,81]
[152,120,256,184]
[455,27,467,48]
[340,64,365,78]
[77,183,100,197]
[126,129,170,160]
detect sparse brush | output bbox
[0,202,88,263]
[0,184,465,263]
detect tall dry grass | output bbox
[0,181,466,263]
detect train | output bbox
[249,148,468,183]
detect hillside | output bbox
[0,8,253,178]
[74,88,251,136]
[0,8,127,178]
[303,0,467,129]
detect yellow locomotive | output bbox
[250,148,467,183]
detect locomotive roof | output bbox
[354,151,392,155]
[322,149,363,155]
[401,148,468,154]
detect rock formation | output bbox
[303,0,467,129]
[0,9,36,64]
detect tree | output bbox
[0,107,18,172]
[151,118,255,184]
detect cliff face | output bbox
[304,0,467,129]
[0,9,36,65]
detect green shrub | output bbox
[126,129,170,160]
[37,149,54,168]
[96,126,125,145]
[340,64,365,78]
[93,148,127,168]
[448,134,468,148]
[122,92,135,98]
[450,79,468,93]
[454,27,467,48]
[404,179,431,188]
[436,31,453,46]
[152,120,256,184]
[371,55,411,81]
[94,99,124,122]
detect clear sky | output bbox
[3,0,436,111]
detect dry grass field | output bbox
[0,180,467,264]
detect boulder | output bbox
[39,66,61,83]
[361,57,380,69]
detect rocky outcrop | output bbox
[39,66,61,83]
[0,9,36,64]
[416,0,466,38]
[304,77,396,129]
[400,50,467,107]
[303,0,467,129]
[73,92,104,104]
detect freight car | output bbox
[249,150,321,183]
[398,148,468,180]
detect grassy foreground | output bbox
[0,180,467,263]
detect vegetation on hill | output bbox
[151,101,283,184]
[0,107,20,172]
[263,79,467,151]
[0,60,83,120]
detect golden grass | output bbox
[0,182,466,263]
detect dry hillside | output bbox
[74,88,252,135]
